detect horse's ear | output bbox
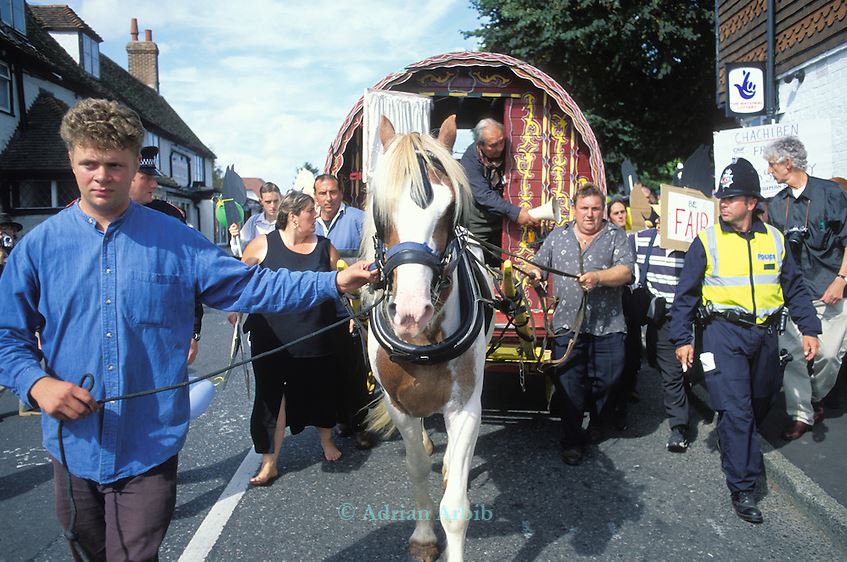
[437,115,457,152]
[379,116,396,152]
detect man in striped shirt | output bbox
[632,206,691,451]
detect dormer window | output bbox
[81,33,100,78]
[0,0,26,35]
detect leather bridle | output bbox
[369,153,487,364]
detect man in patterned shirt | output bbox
[529,183,634,465]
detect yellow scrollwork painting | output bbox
[513,93,541,262]
[470,71,512,87]
[416,71,456,86]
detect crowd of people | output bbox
[0,96,844,558]
[523,138,845,526]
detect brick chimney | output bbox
[126,18,159,92]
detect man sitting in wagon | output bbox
[462,118,539,265]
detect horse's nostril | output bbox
[388,302,397,318]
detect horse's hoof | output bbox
[409,540,440,562]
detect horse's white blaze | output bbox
[389,181,453,337]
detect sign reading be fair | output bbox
[659,185,718,251]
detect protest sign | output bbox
[628,183,652,232]
[713,119,832,199]
[659,185,718,251]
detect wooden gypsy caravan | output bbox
[325,51,606,399]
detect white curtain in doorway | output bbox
[362,89,432,186]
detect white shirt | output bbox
[230,212,276,255]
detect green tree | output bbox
[467,0,725,186]
[300,161,319,175]
[212,164,224,189]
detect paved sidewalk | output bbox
[759,373,847,508]
[689,365,847,550]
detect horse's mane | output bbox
[359,131,470,262]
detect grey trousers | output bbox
[781,299,847,425]
[53,455,178,562]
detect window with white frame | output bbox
[0,61,12,114]
[170,151,190,188]
[81,34,100,78]
[193,154,205,184]
[0,0,26,35]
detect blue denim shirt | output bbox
[0,202,340,483]
[315,203,365,256]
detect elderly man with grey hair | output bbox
[763,136,847,441]
[460,118,539,265]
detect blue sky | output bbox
[31,0,484,186]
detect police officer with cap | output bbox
[669,157,820,523]
[129,146,204,363]
[130,146,186,221]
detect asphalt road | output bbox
[1,308,844,561]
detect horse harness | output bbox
[370,153,491,365]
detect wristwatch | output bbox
[838,274,847,283]
[192,332,201,342]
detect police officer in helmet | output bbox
[670,158,820,523]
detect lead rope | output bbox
[546,241,588,369]
[57,293,385,554]
[57,373,95,562]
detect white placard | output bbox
[713,119,832,199]
[660,185,718,251]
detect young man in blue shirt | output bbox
[0,98,376,560]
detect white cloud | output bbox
[31,0,482,185]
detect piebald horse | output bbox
[363,115,493,562]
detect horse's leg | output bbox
[439,367,484,562]
[421,418,434,456]
[385,400,440,562]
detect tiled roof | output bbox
[1,5,215,159]
[0,91,70,171]
[99,56,215,158]
[29,5,103,42]
[243,177,265,197]
[0,17,51,68]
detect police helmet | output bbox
[715,158,762,200]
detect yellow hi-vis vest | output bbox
[699,223,786,324]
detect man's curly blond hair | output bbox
[60,98,145,154]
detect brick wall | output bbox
[778,46,847,177]
[127,40,159,92]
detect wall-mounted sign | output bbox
[170,151,190,188]
[659,185,718,251]
[725,62,766,117]
[713,119,832,199]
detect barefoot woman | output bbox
[232,191,345,485]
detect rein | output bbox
[464,231,588,369]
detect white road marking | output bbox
[178,449,261,562]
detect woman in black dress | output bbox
[230,191,344,485]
